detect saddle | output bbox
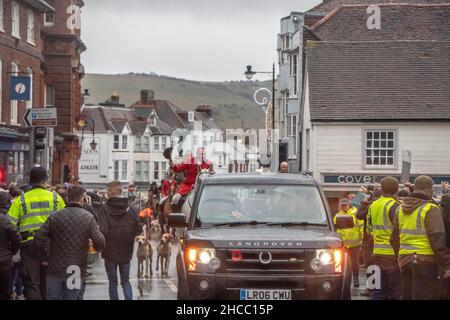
[159,194,187,213]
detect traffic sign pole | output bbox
[28,127,35,181]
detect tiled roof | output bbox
[311,4,450,41]
[129,121,148,135]
[81,106,137,133]
[306,41,450,121]
[149,119,174,135]
[307,0,450,15]
[131,100,185,129]
[83,98,222,136]
[178,112,222,130]
[110,119,128,133]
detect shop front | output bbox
[321,173,450,213]
[0,126,30,185]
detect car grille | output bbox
[222,248,307,274]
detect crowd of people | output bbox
[334,177,450,300]
[0,147,214,301]
[0,167,144,300]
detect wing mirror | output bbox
[169,213,187,228]
[335,215,355,230]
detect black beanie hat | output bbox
[30,167,49,185]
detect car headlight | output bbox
[313,249,343,273]
[186,248,218,272]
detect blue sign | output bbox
[10,76,31,101]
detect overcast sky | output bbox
[81,0,321,82]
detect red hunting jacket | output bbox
[171,156,212,196]
[161,178,178,197]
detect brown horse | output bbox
[160,183,178,236]
[142,190,159,239]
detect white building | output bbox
[78,104,138,190]
[276,12,304,172]
[79,91,223,191]
[301,40,450,211]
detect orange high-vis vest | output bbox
[139,208,154,219]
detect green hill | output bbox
[82,73,270,129]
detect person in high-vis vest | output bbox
[334,198,362,288]
[392,175,450,300]
[367,176,401,300]
[6,167,65,300]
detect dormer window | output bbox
[149,110,157,126]
[188,111,195,122]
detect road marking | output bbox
[164,279,178,293]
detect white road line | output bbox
[164,279,178,293]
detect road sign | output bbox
[401,150,412,183]
[10,76,31,101]
[24,108,57,127]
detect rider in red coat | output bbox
[161,172,178,198]
[170,147,213,205]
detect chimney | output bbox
[111,91,120,104]
[195,104,212,117]
[140,89,155,104]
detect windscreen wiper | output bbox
[266,222,328,227]
[212,220,269,227]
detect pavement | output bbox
[84,243,370,300]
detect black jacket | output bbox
[34,203,105,277]
[0,191,11,215]
[97,197,142,263]
[0,214,21,266]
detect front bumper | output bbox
[184,273,345,300]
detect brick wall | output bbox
[0,0,85,184]
[0,0,45,126]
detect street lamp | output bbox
[244,66,256,80]
[90,139,98,151]
[244,63,277,171]
[77,115,97,151]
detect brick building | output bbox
[0,0,85,184]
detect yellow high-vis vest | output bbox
[369,196,399,255]
[333,210,362,248]
[398,203,436,256]
[7,187,65,244]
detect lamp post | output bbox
[244,63,277,172]
[77,115,97,151]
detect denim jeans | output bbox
[77,279,86,300]
[104,260,133,300]
[373,267,401,300]
[346,246,360,280]
[46,276,81,300]
[11,262,23,295]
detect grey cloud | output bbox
[81,0,321,81]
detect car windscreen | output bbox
[195,184,328,226]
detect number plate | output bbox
[240,289,292,300]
